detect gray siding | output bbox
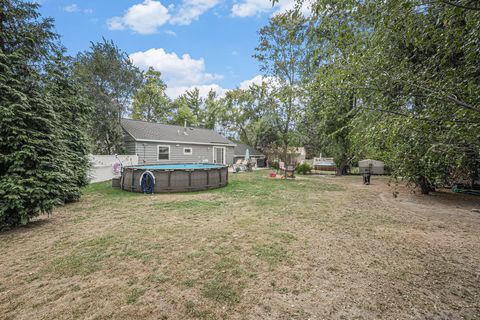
[123,130,137,155]
[124,141,136,155]
[225,147,234,165]
[135,142,234,165]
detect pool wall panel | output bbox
[120,165,228,193]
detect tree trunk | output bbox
[418,176,434,195]
[336,155,348,176]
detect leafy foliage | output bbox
[296,162,312,175]
[131,67,171,122]
[254,14,309,162]
[74,39,143,154]
[0,0,92,229]
[271,0,480,193]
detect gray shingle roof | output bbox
[234,143,264,157]
[121,119,235,146]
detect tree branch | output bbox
[437,0,480,11]
[359,106,478,125]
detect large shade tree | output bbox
[74,39,143,154]
[131,67,171,123]
[352,0,480,193]
[254,12,309,162]
[274,0,480,192]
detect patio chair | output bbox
[232,159,247,172]
[285,164,296,179]
[250,158,257,169]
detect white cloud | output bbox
[107,17,125,30]
[63,4,93,14]
[130,48,223,95]
[108,0,219,34]
[130,48,227,99]
[239,75,265,89]
[170,0,220,25]
[108,0,170,34]
[63,4,79,12]
[164,30,177,36]
[239,75,279,89]
[231,0,311,17]
[166,84,227,99]
[231,0,273,17]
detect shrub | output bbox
[271,161,279,169]
[296,162,312,175]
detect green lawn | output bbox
[1,171,479,319]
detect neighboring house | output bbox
[121,119,236,165]
[233,143,266,167]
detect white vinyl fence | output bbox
[89,154,138,183]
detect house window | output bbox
[157,145,170,160]
[183,147,192,155]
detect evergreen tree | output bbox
[0,0,92,229]
[45,52,93,201]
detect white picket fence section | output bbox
[89,154,138,183]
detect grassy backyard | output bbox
[1,171,479,319]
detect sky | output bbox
[36,0,303,98]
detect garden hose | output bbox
[139,170,155,194]
[452,184,480,196]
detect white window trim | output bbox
[183,147,193,155]
[212,146,226,164]
[157,145,170,161]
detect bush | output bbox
[296,162,312,175]
[271,161,279,169]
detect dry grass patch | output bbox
[1,171,479,319]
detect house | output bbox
[233,143,266,167]
[121,119,236,165]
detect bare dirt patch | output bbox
[1,172,479,319]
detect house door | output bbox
[213,147,225,164]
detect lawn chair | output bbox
[250,158,257,169]
[232,159,247,172]
[243,159,253,172]
[285,164,295,179]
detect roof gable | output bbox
[121,119,235,146]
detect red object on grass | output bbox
[269,172,277,178]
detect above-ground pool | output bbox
[119,163,228,193]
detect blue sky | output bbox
[37,0,302,98]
